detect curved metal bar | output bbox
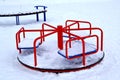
[33,31,57,66]
[65,37,86,65]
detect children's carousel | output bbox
[16,20,104,73]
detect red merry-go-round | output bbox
[16,20,104,73]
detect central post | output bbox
[57,25,63,50]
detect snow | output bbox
[58,41,96,57]
[18,38,40,48]
[0,5,45,14]
[0,0,120,80]
[18,39,104,69]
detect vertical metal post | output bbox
[36,13,39,21]
[36,6,38,9]
[35,6,39,21]
[81,39,86,66]
[35,6,47,22]
[43,12,46,21]
[43,7,46,21]
[57,25,63,50]
[16,16,20,25]
[34,40,37,66]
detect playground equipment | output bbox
[16,20,104,73]
[0,5,47,25]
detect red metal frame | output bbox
[57,25,64,49]
[65,20,92,34]
[16,20,103,67]
[64,20,92,48]
[65,34,99,65]
[16,27,43,52]
[16,27,25,53]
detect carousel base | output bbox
[17,40,105,73]
[17,52,104,73]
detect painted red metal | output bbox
[65,20,92,35]
[57,25,63,50]
[16,27,25,53]
[16,20,103,67]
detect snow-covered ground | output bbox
[0,0,120,80]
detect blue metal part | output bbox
[34,6,47,9]
[18,43,41,49]
[36,13,39,21]
[63,35,75,38]
[43,11,46,21]
[58,49,97,59]
[34,5,47,22]
[16,16,20,25]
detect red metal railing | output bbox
[63,20,103,66]
[42,23,56,41]
[66,28,103,51]
[65,20,92,34]
[16,27,25,53]
[16,20,103,67]
[64,20,93,48]
[16,27,43,53]
[65,34,99,66]
[64,20,103,51]
[64,28,99,65]
[33,31,57,66]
